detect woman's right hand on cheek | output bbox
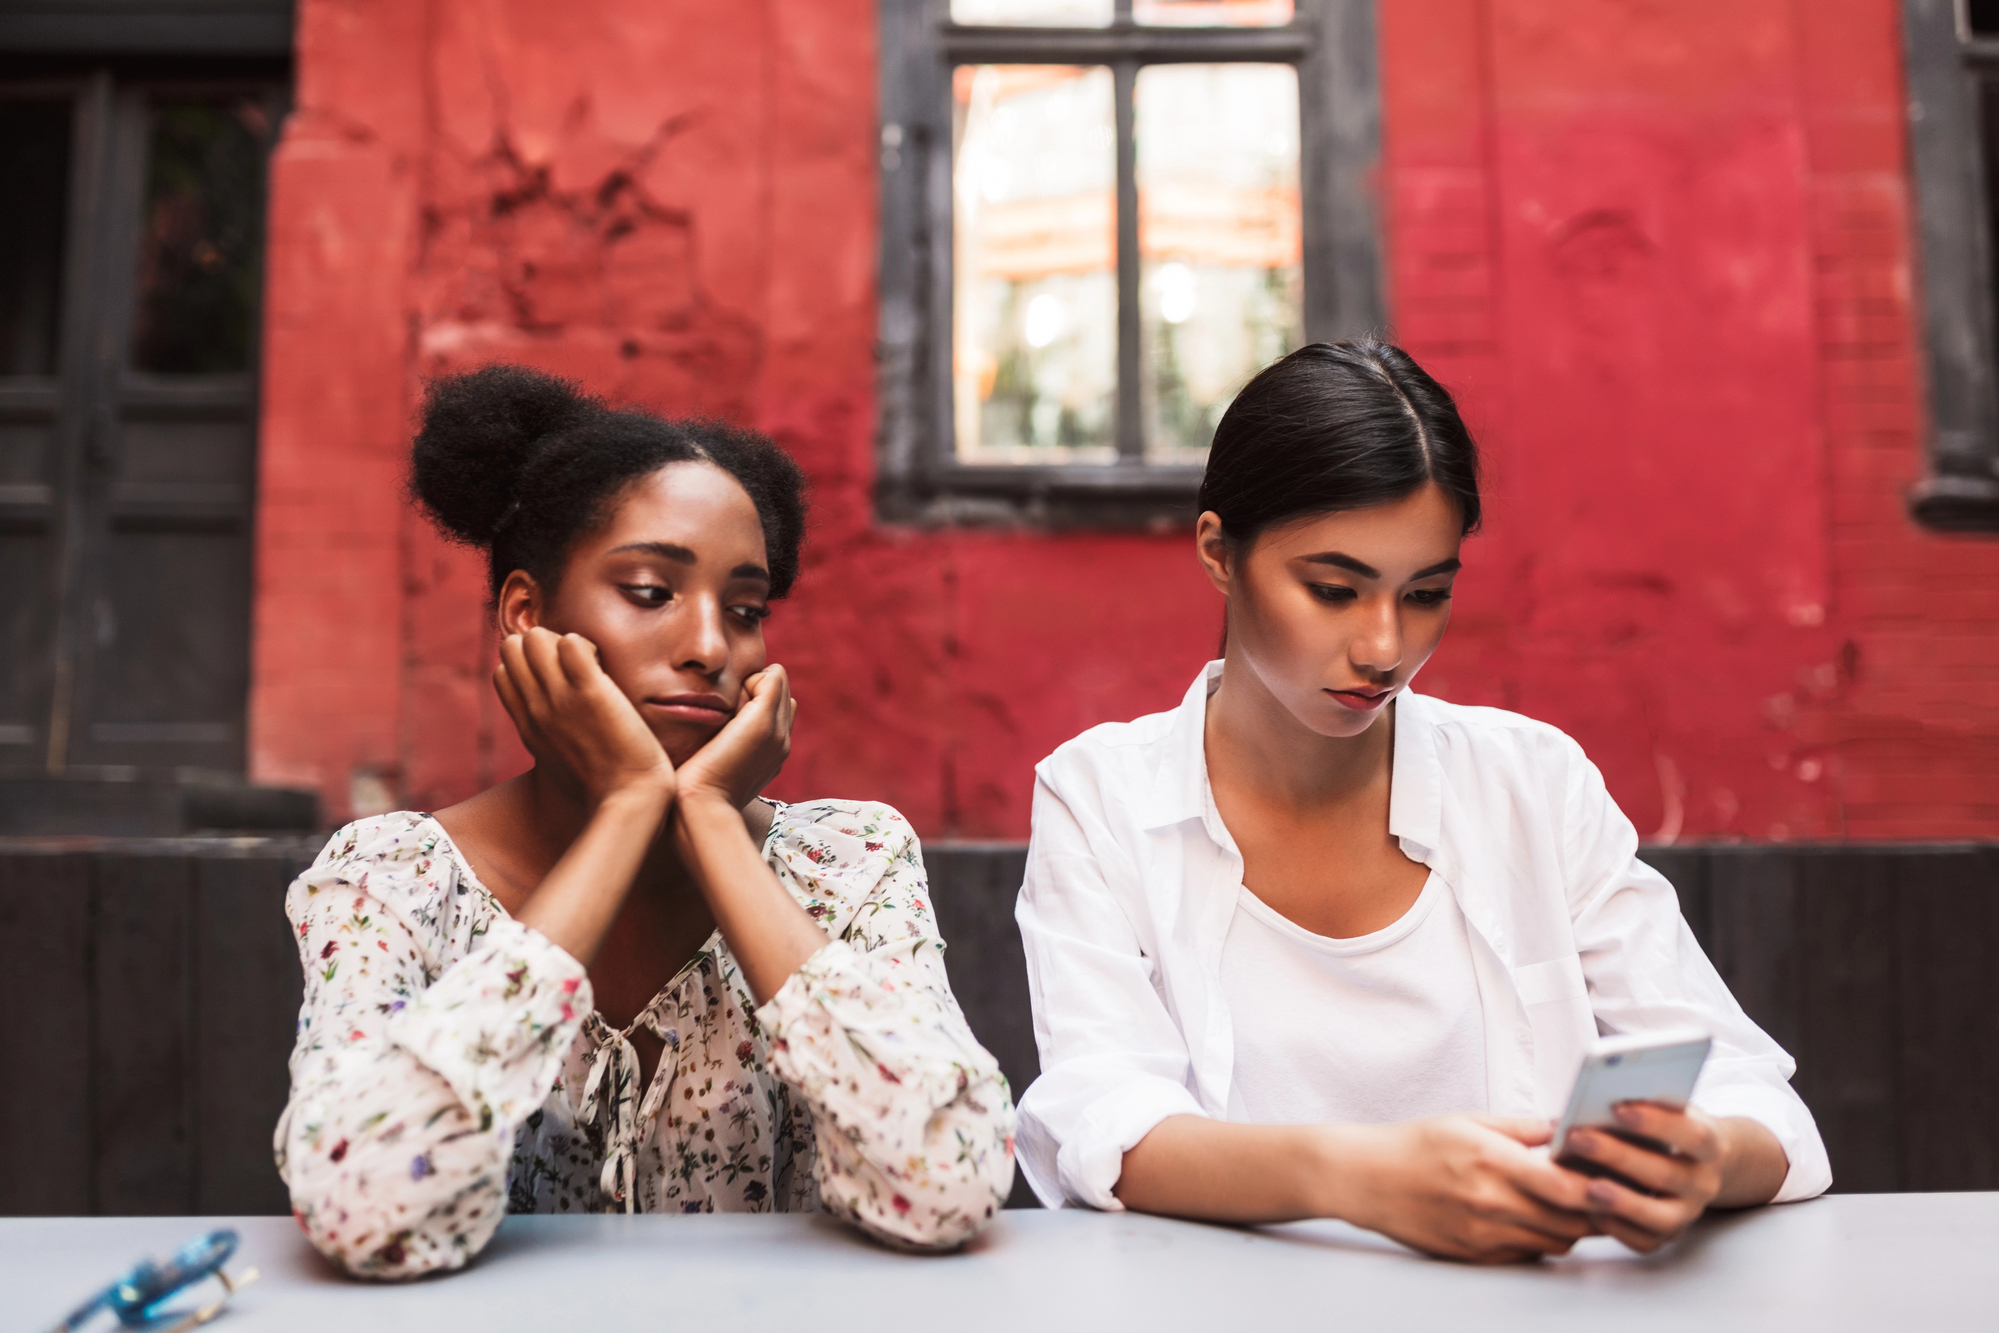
[494,627,676,809]
[1332,1114,1600,1264]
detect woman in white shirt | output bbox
[276,367,1013,1276]
[1016,340,1830,1262]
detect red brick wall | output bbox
[252,0,1999,840]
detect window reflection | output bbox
[1134,0,1293,25]
[1135,63,1301,459]
[954,65,1117,462]
[0,100,72,377]
[129,95,274,375]
[952,0,1113,25]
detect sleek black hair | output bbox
[408,365,808,600]
[1198,339,1482,546]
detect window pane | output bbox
[1135,0,1293,25]
[129,95,275,375]
[952,0,1113,25]
[1136,63,1301,460]
[0,100,72,377]
[954,65,1117,463]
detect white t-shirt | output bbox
[1219,872,1489,1125]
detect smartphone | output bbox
[1552,1028,1711,1180]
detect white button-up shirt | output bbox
[1015,661,1832,1210]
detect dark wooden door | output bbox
[1,72,282,781]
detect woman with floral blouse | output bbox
[275,367,1015,1277]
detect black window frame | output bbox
[877,0,1386,526]
[1902,0,1999,530]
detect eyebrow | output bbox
[607,541,771,583]
[1299,552,1462,580]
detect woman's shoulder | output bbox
[765,798,920,858]
[1034,698,1189,802]
[761,798,927,918]
[293,811,473,922]
[1403,691,1587,756]
[1400,692,1599,810]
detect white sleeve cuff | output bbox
[1027,1077,1206,1211]
[1693,1081,1833,1203]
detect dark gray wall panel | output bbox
[0,849,92,1213]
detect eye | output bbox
[731,603,772,626]
[1407,587,1454,607]
[619,583,670,607]
[1308,584,1357,605]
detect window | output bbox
[1901,0,1999,529]
[878,0,1385,524]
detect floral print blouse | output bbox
[274,800,1016,1277]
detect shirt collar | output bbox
[1138,660,1223,831]
[1138,659,1446,862]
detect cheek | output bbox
[1405,604,1452,670]
[1236,581,1340,678]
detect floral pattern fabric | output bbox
[274,800,1015,1278]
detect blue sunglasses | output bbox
[50,1228,260,1333]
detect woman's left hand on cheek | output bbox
[673,665,797,810]
[1562,1102,1725,1253]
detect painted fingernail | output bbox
[1614,1103,1643,1126]
[1587,1182,1616,1207]
[1569,1130,1595,1153]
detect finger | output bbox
[1458,1221,1581,1261]
[1613,1102,1719,1164]
[1594,1214,1672,1254]
[1473,1115,1556,1148]
[499,634,551,722]
[555,632,605,689]
[1565,1129,1695,1198]
[492,660,534,738]
[1581,1174,1701,1237]
[522,627,572,702]
[1485,1185,1598,1242]
[1496,1145,1598,1215]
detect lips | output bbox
[645,693,733,725]
[1326,686,1394,713]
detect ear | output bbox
[1194,511,1236,597]
[496,570,545,637]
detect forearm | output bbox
[513,784,670,966]
[1712,1115,1788,1208]
[1116,1114,1348,1223]
[672,792,826,1003]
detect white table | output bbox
[11,1195,1997,1332]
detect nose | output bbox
[1350,594,1404,680]
[673,593,730,679]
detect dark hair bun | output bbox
[410,365,596,547]
[407,363,810,601]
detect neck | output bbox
[1203,652,1396,813]
[523,763,689,896]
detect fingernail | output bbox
[1568,1130,1595,1153]
[1614,1103,1643,1126]
[1587,1182,1616,1207]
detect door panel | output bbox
[1,75,278,781]
[0,95,73,766]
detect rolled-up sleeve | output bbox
[758,812,1015,1250]
[1015,769,1206,1210]
[1557,742,1833,1203]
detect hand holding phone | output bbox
[1553,1028,1711,1182]
[1551,1029,1751,1254]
